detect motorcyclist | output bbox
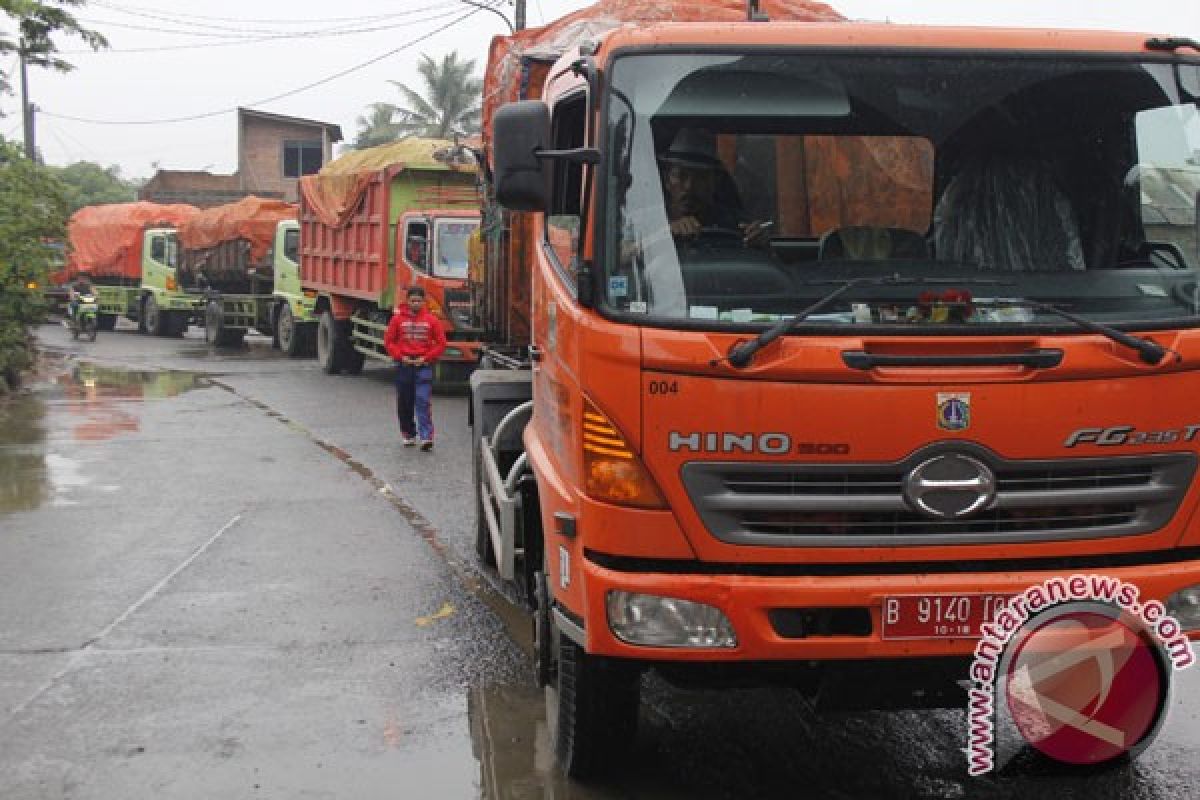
[67,273,94,326]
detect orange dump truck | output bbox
[298,139,482,385]
[469,0,1200,776]
[64,202,200,335]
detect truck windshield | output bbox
[604,53,1200,331]
[432,219,478,280]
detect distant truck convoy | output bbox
[63,202,201,336]
[298,138,482,386]
[175,197,315,355]
[469,0,1200,779]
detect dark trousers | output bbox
[395,364,434,439]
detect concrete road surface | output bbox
[1,320,1198,799]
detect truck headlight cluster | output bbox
[607,590,737,648]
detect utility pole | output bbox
[18,46,35,161]
[514,0,526,31]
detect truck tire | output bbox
[317,311,345,374]
[551,632,640,779]
[144,294,167,337]
[205,300,244,347]
[97,314,117,332]
[277,304,306,358]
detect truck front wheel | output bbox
[550,632,640,779]
[277,304,306,358]
[143,295,166,336]
[317,311,345,374]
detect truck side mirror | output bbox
[493,100,550,211]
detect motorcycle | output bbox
[67,293,99,342]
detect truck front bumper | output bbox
[577,553,1200,660]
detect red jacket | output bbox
[384,305,447,363]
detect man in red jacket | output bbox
[384,286,447,450]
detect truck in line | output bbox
[175,197,315,355]
[297,138,483,386]
[63,202,201,336]
[469,0,1200,777]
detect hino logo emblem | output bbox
[903,454,996,520]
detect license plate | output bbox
[881,593,1014,640]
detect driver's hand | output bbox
[670,216,702,238]
[742,220,774,248]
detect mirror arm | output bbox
[534,147,601,165]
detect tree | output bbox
[53,161,138,213]
[0,136,68,390]
[389,51,482,139]
[0,1,108,156]
[352,102,404,150]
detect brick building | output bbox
[140,108,343,207]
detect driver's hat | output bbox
[658,128,723,170]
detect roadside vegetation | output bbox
[0,138,68,392]
[0,0,106,392]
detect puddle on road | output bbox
[469,683,619,800]
[0,392,48,514]
[1,359,207,516]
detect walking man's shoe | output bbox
[402,436,417,447]
[420,439,434,452]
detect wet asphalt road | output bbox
[2,319,1199,799]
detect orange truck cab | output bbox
[396,207,480,354]
[469,0,1200,777]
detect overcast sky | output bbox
[3,0,1198,181]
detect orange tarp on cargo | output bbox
[177,197,297,261]
[481,0,844,154]
[299,138,478,228]
[66,202,199,280]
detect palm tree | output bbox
[390,51,482,139]
[352,102,404,150]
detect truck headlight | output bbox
[607,591,736,648]
[1165,585,1200,631]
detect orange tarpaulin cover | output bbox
[482,0,844,151]
[299,137,478,228]
[177,196,297,261]
[66,202,199,280]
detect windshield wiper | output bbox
[975,300,1176,366]
[714,275,1014,368]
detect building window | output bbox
[282,140,323,178]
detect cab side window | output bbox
[283,229,299,263]
[546,93,587,277]
[405,221,430,272]
[151,235,166,263]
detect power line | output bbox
[77,5,459,40]
[90,1,410,35]
[91,1,429,26]
[62,5,469,54]
[42,6,487,126]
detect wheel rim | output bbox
[279,306,294,350]
[205,304,220,345]
[145,297,159,332]
[317,315,331,366]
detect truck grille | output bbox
[681,446,1195,547]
